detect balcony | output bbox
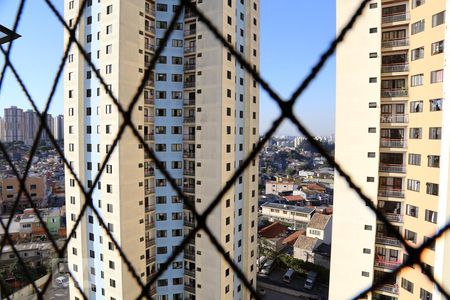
[145,25,155,34]
[145,134,155,141]
[145,187,155,195]
[183,151,195,159]
[376,284,399,295]
[185,11,196,19]
[382,38,409,48]
[145,7,155,16]
[378,188,404,198]
[183,169,195,176]
[374,258,401,270]
[145,222,155,230]
[144,116,154,123]
[382,13,409,24]
[183,187,195,194]
[149,286,157,296]
[145,238,156,248]
[184,116,195,124]
[184,46,196,54]
[183,134,195,141]
[185,269,195,278]
[184,284,195,293]
[184,99,195,106]
[380,138,406,148]
[145,43,155,52]
[381,88,408,98]
[381,63,409,73]
[145,204,155,212]
[184,28,196,36]
[375,236,402,247]
[184,219,195,228]
[185,251,195,261]
[184,63,196,71]
[184,81,196,88]
[380,114,408,124]
[144,97,154,105]
[144,168,155,177]
[379,164,406,173]
[383,213,403,223]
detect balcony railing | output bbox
[183,169,195,176]
[183,187,195,194]
[183,134,195,141]
[145,187,155,195]
[184,46,196,54]
[183,99,195,106]
[145,204,155,212]
[144,116,154,123]
[185,11,196,19]
[381,88,408,98]
[374,259,401,270]
[379,164,406,173]
[145,222,155,230]
[383,213,404,223]
[185,269,195,277]
[144,169,155,177]
[184,63,196,71]
[380,114,408,124]
[183,151,195,158]
[184,116,195,123]
[184,219,195,228]
[145,25,155,34]
[185,251,195,261]
[375,236,402,247]
[144,97,154,105]
[145,43,155,52]
[184,29,196,36]
[376,284,399,295]
[378,188,404,198]
[145,238,156,248]
[382,38,409,48]
[184,284,195,293]
[145,7,155,16]
[379,138,406,148]
[184,81,196,88]
[381,63,409,73]
[144,134,155,141]
[382,13,409,24]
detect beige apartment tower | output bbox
[331,0,450,299]
[64,0,259,299]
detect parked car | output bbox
[257,256,267,268]
[304,271,317,290]
[260,259,276,275]
[55,275,69,288]
[282,268,295,283]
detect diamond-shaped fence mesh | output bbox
[0,0,449,299]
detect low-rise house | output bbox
[258,222,289,252]
[265,180,298,195]
[260,202,315,229]
[0,175,48,213]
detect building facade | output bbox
[331,1,450,300]
[64,0,259,299]
[3,106,25,143]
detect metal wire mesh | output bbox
[0,0,449,299]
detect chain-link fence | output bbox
[0,0,449,299]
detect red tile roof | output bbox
[282,229,305,246]
[306,183,326,191]
[258,222,289,239]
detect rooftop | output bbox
[282,229,305,246]
[294,235,321,251]
[261,202,315,214]
[308,213,332,230]
[282,195,305,202]
[258,222,289,239]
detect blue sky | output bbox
[0,0,336,136]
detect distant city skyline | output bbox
[0,1,336,136]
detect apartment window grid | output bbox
[1,1,450,300]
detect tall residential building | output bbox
[330,1,449,300]
[55,114,64,141]
[23,109,39,146]
[3,106,25,142]
[64,1,259,299]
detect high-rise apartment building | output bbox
[55,114,65,141]
[331,1,449,300]
[24,109,39,145]
[3,106,25,142]
[64,1,259,299]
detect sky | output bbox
[0,0,336,136]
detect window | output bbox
[412,0,425,9]
[406,204,418,217]
[424,236,436,251]
[411,74,424,86]
[411,19,425,35]
[106,25,112,34]
[157,3,167,11]
[432,11,445,27]
[428,155,440,167]
[409,128,422,139]
[410,100,423,112]
[405,229,417,243]
[429,127,441,139]
[106,64,112,74]
[431,70,443,83]
[361,271,370,277]
[408,153,421,165]
[107,5,113,14]
[426,183,439,196]
[401,278,414,293]
[407,179,420,192]
[430,98,443,111]
[425,209,437,223]
[172,39,183,47]
[411,47,424,61]
[431,40,444,55]
[420,288,433,300]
